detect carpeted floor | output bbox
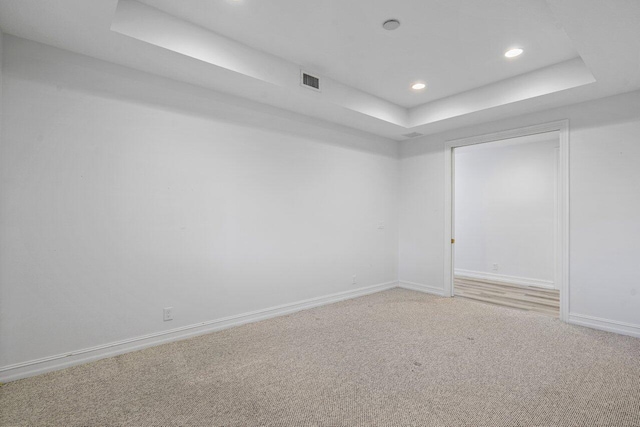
[1,289,639,426]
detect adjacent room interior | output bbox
[453,132,561,317]
[0,1,639,426]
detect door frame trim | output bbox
[443,120,569,322]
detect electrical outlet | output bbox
[163,307,173,321]
[492,264,499,272]
[352,274,357,285]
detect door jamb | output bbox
[443,120,570,322]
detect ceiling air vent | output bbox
[301,71,321,91]
[402,132,423,138]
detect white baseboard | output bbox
[568,313,640,338]
[454,269,556,290]
[398,280,446,297]
[0,281,397,383]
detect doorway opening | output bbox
[444,121,569,321]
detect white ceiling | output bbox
[0,0,639,141]
[138,0,579,108]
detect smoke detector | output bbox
[382,19,401,31]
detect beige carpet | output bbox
[1,289,639,427]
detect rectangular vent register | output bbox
[301,71,320,91]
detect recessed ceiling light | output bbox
[411,82,426,90]
[504,48,524,58]
[382,19,401,31]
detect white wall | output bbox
[0,37,399,378]
[399,89,640,336]
[2,33,640,383]
[454,135,558,287]
[0,30,3,171]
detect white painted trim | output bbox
[0,281,397,382]
[559,122,570,323]
[398,281,446,296]
[569,313,640,338]
[444,120,570,322]
[454,269,555,290]
[444,144,454,297]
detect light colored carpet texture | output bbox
[1,289,639,426]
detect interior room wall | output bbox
[2,30,639,383]
[454,136,558,288]
[0,36,400,380]
[399,89,640,337]
[0,30,3,160]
